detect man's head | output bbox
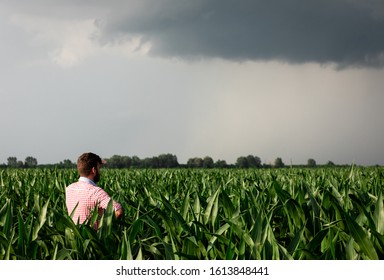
[77,152,103,182]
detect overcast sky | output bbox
[1,0,384,166]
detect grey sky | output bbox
[98,0,384,67]
[1,0,384,166]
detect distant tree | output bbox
[158,154,179,168]
[63,159,73,167]
[203,156,214,168]
[186,158,193,167]
[254,156,262,167]
[215,159,228,168]
[108,155,124,168]
[326,160,335,167]
[246,155,257,167]
[236,156,248,168]
[142,157,155,168]
[106,155,133,168]
[246,155,262,168]
[121,156,132,167]
[307,158,317,167]
[59,159,75,168]
[274,157,285,168]
[263,163,272,168]
[7,157,18,167]
[131,156,141,168]
[195,157,204,168]
[236,155,262,168]
[24,156,38,168]
[187,157,203,168]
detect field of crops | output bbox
[0,166,383,260]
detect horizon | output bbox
[1,153,380,167]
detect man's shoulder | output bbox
[67,181,101,190]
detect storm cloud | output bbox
[94,0,384,67]
[1,0,384,166]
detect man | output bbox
[66,152,123,228]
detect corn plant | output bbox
[0,167,383,259]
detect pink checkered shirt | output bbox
[66,177,122,225]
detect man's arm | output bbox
[115,207,123,220]
[94,188,123,220]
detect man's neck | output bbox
[79,176,97,186]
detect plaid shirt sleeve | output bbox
[92,187,122,211]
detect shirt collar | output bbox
[79,177,97,186]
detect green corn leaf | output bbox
[5,231,15,260]
[374,191,384,234]
[346,237,358,260]
[32,198,50,241]
[129,219,143,244]
[120,230,132,259]
[278,243,294,260]
[160,194,192,235]
[203,187,220,225]
[225,242,235,260]
[0,170,4,187]
[135,246,143,260]
[38,198,50,229]
[306,228,330,253]
[52,243,58,260]
[193,192,201,222]
[17,210,27,257]
[99,199,114,236]
[2,199,13,238]
[211,190,219,228]
[273,180,291,203]
[344,212,378,260]
[55,248,73,260]
[220,190,235,218]
[226,220,255,249]
[181,189,190,221]
[207,223,230,252]
[287,227,305,255]
[0,201,8,227]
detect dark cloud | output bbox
[96,0,384,67]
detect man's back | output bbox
[66,180,121,224]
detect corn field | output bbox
[0,166,383,260]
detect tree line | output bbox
[1,154,339,169]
